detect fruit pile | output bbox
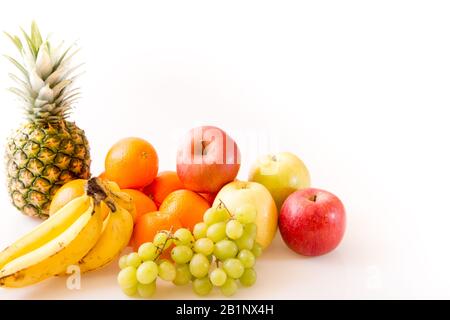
[0,23,347,298]
[118,203,261,297]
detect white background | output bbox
[0,0,449,300]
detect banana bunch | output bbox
[0,178,134,288]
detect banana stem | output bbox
[86,178,118,212]
[86,178,107,202]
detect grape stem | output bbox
[154,227,174,261]
[218,199,234,219]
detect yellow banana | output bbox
[100,179,137,221]
[104,180,121,193]
[0,195,92,270]
[112,194,136,222]
[100,211,112,233]
[108,191,136,221]
[78,205,133,273]
[75,178,135,273]
[0,198,103,288]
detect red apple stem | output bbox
[201,140,210,155]
[309,195,318,202]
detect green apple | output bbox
[213,181,278,249]
[249,152,310,210]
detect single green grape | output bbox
[220,278,238,297]
[215,206,231,221]
[136,261,158,284]
[204,207,229,225]
[235,233,254,250]
[223,258,245,279]
[137,281,156,298]
[171,245,194,264]
[214,240,238,261]
[240,268,257,287]
[251,243,263,258]
[226,220,243,240]
[206,222,227,243]
[189,253,210,278]
[173,264,192,286]
[203,208,216,226]
[194,238,214,256]
[238,249,256,268]
[121,285,137,297]
[243,223,257,239]
[174,228,194,247]
[209,268,227,287]
[193,277,213,296]
[118,266,138,289]
[158,260,177,282]
[126,252,142,269]
[153,232,172,250]
[138,242,158,261]
[118,254,128,269]
[193,222,208,240]
[235,204,257,224]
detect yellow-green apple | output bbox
[213,181,278,249]
[249,152,310,210]
[177,126,241,194]
[280,188,346,256]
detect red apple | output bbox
[279,188,346,256]
[199,192,217,206]
[176,126,241,194]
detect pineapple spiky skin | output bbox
[6,121,91,218]
[4,22,91,219]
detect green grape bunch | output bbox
[117,200,263,298]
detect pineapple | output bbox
[4,22,91,219]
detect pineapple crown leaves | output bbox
[4,21,83,124]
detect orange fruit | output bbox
[49,179,87,215]
[105,137,159,189]
[143,171,184,207]
[122,189,157,222]
[159,190,211,231]
[49,179,109,220]
[132,211,182,252]
[98,172,107,180]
